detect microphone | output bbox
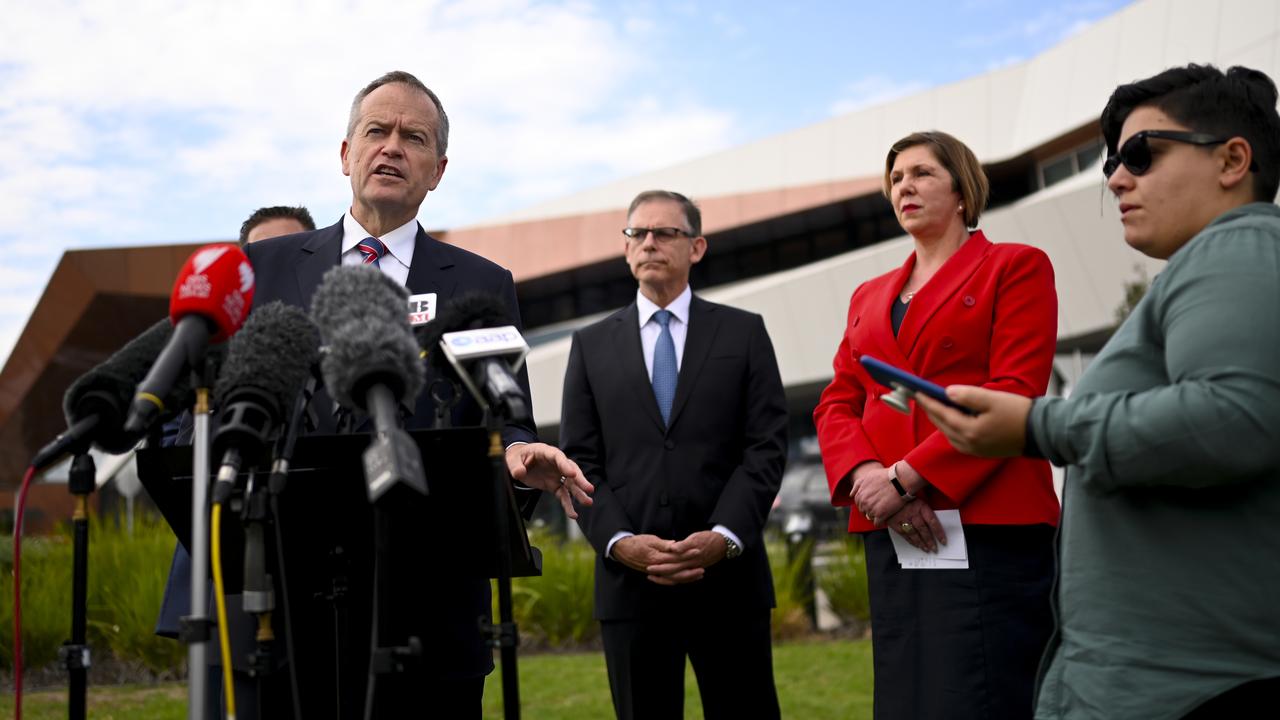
[32,319,174,470]
[211,301,322,495]
[205,301,320,626]
[124,244,254,435]
[33,318,230,470]
[417,292,531,425]
[310,265,426,501]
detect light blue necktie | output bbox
[651,310,677,426]
[357,236,388,267]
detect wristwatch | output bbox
[722,534,742,559]
[888,463,917,502]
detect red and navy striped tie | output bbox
[357,236,388,267]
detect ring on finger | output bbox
[900,522,915,533]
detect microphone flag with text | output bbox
[212,301,322,490]
[416,292,531,426]
[124,244,255,435]
[310,265,427,502]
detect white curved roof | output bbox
[515,0,1280,427]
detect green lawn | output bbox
[3,638,873,719]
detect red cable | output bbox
[12,464,36,720]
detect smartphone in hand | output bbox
[859,355,976,415]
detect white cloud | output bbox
[0,0,749,368]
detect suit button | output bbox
[664,440,675,450]
[941,336,954,349]
[659,492,669,506]
[963,295,976,307]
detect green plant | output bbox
[1115,263,1151,325]
[85,515,186,675]
[0,535,72,671]
[0,513,185,675]
[498,530,598,648]
[767,537,816,640]
[816,535,871,628]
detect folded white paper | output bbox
[887,509,968,569]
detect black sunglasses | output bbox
[1102,130,1234,178]
[622,227,691,242]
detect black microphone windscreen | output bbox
[62,318,173,453]
[311,265,409,333]
[415,292,513,371]
[320,316,424,412]
[214,301,322,419]
[311,265,423,412]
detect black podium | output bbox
[138,427,541,719]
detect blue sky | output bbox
[0,0,1131,367]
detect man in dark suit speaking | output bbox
[560,190,788,719]
[241,70,592,717]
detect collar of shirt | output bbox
[340,213,417,286]
[636,285,692,374]
[636,285,692,328]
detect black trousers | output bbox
[600,609,780,720]
[865,524,1056,720]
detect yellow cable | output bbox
[210,503,237,720]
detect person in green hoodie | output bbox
[916,63,1280,719]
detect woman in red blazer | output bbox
[814,131,1059,719]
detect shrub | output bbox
[0,535,72,671]
[86,516,186,675]
[815,535,871,628]
[767,538,816,641]
[498,530,598,649]
[0,514,184,675]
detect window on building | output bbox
[1038,137,1105,188]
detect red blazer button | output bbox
[963,295,976,306]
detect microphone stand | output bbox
[185,378,214,720]
[481,410,521,720]
[60,450,96,720]
[262,373,316,720]
[363,391,427,720]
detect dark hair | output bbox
[627,190,702,237]
[883,131,989,228]
[238,205,316,245]
[1101,64,1280,201]
[347,70,450,156]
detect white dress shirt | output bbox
[607,285,743,560]
[340,213,417,286]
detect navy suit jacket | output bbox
[158,219,538,686]
[246,218,538,445]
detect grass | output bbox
[0,683,186,720]
[3,638,874,719]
